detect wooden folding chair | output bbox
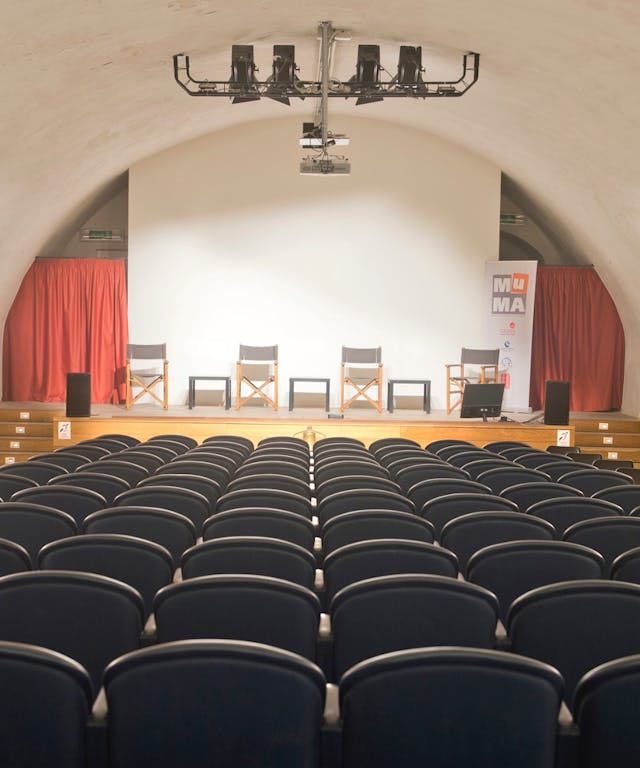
[340,346,383,413]
[445,348,499,414]
[236,344,278,410]
[125,343,169,409]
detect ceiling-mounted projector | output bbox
[300,157,351,175]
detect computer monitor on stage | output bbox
[460,383,505,422]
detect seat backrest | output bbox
[558,469,633,495]
[611,546,640,584]
[339,646,562,768]
[321,510,434,555]
[227,473,312,500]
[447,449,493,468]
[258,436,309,450]
[428,439,474,456]
[156,460,230,490]
[153,575,320,660]
[460,347,499,365]
[342,346,381,364]
[0,538,31,576]
[0,461,67,484]
[114,486,211,534]
[138,474,221,512]
[467,540,604,623]
[407,478,491,511]
[440,511,555,572]
[369,437,421,455]
[499,481,583,512]
[0,641,93,768]
[507,580,640,709]
[592,485,640,514]
[111,449,165,473]
[0,503,77,562]
[0,473,38,499]
[0,571,144,695]
[216,489,313,519]
[484,440,532,454]
[12,485,107,526]
[515,451,570,468]
[147,434,197,449]
[203,507,316,550]
[317,489,414,527]
[527,497,623,537]
[235,460,309,483]
[127,343,166,360]
[323,539,458,603]
[395,464,470,494]
[185,449,243,472]
[316,475,400,500]
[48,471,130,504]
[563,516,640,573]
[38,533,174,618]
[331,574,498,681]
[476,466,551,494]
[28,452,91,472]
[420,493,518,537]
[103,639,325,768]
[238,344,278,361]
[79,459,149,487]
[202,434,254,453]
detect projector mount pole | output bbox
[319,20,332,159]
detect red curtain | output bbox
[2,258,128,404]
[529,266,624,411]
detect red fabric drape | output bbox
[2,258,128,404]
[529,266,624,411]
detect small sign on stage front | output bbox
[58,421,71,440]
[556,429,571,447]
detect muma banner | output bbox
[484,261,538,412]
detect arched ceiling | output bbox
[2,0,639,411]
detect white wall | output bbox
[128,116,500,410]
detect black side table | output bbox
[387,379,431,413]
[289,377,331,412]
[188,376,231,410]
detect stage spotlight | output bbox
[229,44,260,103]
[354,44,383,105]
[397,45,424,88]
[265,45,296,105]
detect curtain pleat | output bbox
[2,258,128,404]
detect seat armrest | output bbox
[87,688,108,768]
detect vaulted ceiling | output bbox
[2,0,639,411]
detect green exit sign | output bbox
[500,213,526,226]
[80,228,124,241]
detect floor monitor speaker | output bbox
[544,380,570,425]
[66,373,91,418]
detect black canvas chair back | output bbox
[114,486,211,534]
[0,538,31,576]
[203,508,315,551]
[155,459,230,490]
[12,484,106,526]
[153,575,320,660]
[323,539,458,604]
[0,473,38,500]
[0,641,93,768]
[385,456,445,476]
[407,478,490,511]
[216,489,313,519]
[0,503,77,562]
[321,510,434,556]
[125,343,169,409]
[202,434,254,454]
[507,580,640,710]
[394,464,470,494]
[558,468,633,495]
[467,540,604,623]
[440,511,555,572]
[611,546,640,584]
[313,449,377,469]
[28,452,91,472]
[181,536,316,589]
[0,460,66,484]
[78,458,149,487]
[38,533,174,618]
[499,447,542,461]
[103,640,325,768]
[317,489,414,527]
[563,516,640,574]
[616,467,640,484]
[566,452,602,465]
[420,493,518,537]
[340,346,383,413]
[340,647,563,768]
[331,574,498,681]
[315,474,400,501]
[127,443,178,462]
[48,471,130,504]
[527,497,623,537]
[148,434,197,449]
[476,466,551,494]
[236,344,279,410]
[227,473,312,499]
[592,484,640,514]
[573,654,640,768]
[499,481,583,511]
[83,506,196,568]
[138,473,221,514]
[546,445,577,455]
[593,458,634,470]
[0,571,144,694]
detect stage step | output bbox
[0,408,60,465]
[571,416,640,466]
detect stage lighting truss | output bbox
[173,33,479,104]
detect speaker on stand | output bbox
[543,380,570,425]
[66,373,91,418]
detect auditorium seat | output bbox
[317,489,414,527]
[499,447,548,462]
[330,574,498,681]
[0,640,93,768]
[537,460,585,482]
[38,533,174,618]
[155,459,230,490]
[476,466,551,495]
[375,447,428,467]
[313,436,365,454]
[137,473,221,515]
[0,570,144,694]
[109,449,166,473]
[77,437,131,453]
[227,473,312,499]
[259,436,309,450]
[507,580,640,710]
[78,459,149,487]
[0,538,31,576]
[56,444,111,462]
[407,477,491,512]
[186,446,245,471]
[420,493,518,537]
[563,516,640,573]
[499,481,583,511]
[0,461,67,485]
[234,459,310,483]
[244,448,310,467]
[340,647,563,768]
[394,464,470,494]
[514,451,572,468]
[153,575,320,661]
[204,507,316,550]
[321,510,434,556]
[592,484,640,513]
[369,437,421,455]
[28,451,90,471]
[484,440,534,454]
[429,440,475,458]
[114,486,211,534]
[202,433,254,455]
[0,473,38,500]
[96,433,141,448]
[446,449,494,468]
[611,546,640,584]
[467,540,604,622]
[48,471,130,504]
[217,489,313,519]
[558,468,633,495]
[314,460,387,486]
[127,443,178,462]
[83,506,196,568]
[0,503,77,562]
[527,497,623,537]
[315,474,400,501]
[143,438,190,455]
[313,450,377,470]
[148,434,198,450]
[181,536,316,588]
[12,485,107,526]
[384,455,446,477]
[458,457,514,480]
[103,639,325,768]
[439,511,555,572]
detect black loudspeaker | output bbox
[544,380,570,425]
[66,373,91,418]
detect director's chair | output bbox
[125,343,169,409]
[236,344,278,410]
[445,347,499,414]
[340,346,383,413]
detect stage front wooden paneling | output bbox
[52,412,573,451]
